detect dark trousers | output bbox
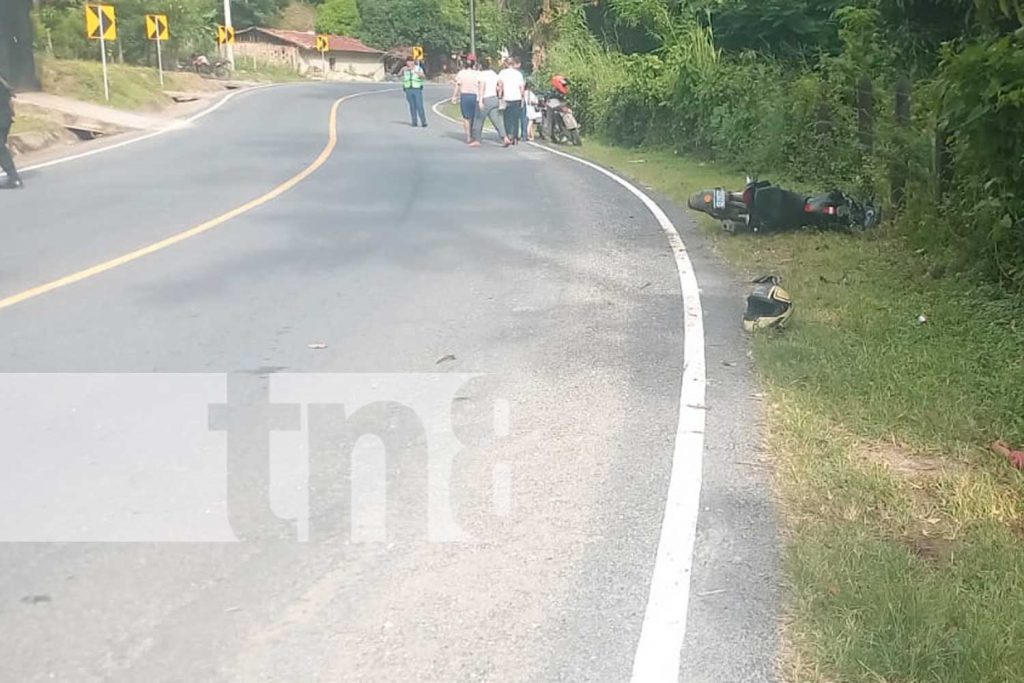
[503,100,523,141]
[0,120,18,182]
[405,88,426,126]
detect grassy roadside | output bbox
[36,57,223,111]
[231,59,307,83]
[572,142,1024,681]
[10,113,64,136]
[34,57,301,113]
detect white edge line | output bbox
[19,83,282,174]
[433,98,707,682]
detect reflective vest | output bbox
[403,67,424,89]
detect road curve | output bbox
[0,83,777,682]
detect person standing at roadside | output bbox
[498,57,526,144]
[0,73,23,189]
[399,57,428,128]
[523,82,541,142]
[471,57,509,147]
[450,59,479,143]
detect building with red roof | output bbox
[235,28,385,82]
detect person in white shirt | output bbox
[471,57,510,147]
[497,57,526,144]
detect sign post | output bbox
[222,0,234,70]
[316,35,330,79]
[146,14,170,87]
[85,4,117,102]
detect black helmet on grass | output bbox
[743,275,792,331]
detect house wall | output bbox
[233,40,303,73]
[300,50,385,82]
[234,38,384,82]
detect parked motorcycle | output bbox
[539,92,582,146]
[687,178,880,234]
[178,55,231,79]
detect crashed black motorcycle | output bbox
[687,178,880,234]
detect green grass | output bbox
[37,56,221,111]
[570,140,1024,682]
[231,59,307,83]
[35,56,311,112]
[10,113,63,136]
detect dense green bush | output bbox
[544,1,1024,288]
[937,34,1024,286]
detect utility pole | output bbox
[223,0,234,69]
[469,0,476,57]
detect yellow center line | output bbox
[0,89,387,313]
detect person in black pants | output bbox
[0,73,23,189]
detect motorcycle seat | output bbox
[752,185,806,229]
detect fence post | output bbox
[814,99,832,138]
[935,126,954,202]
[892,76,911,209]
[856,75,875,154]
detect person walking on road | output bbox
[498,58,526,145]
[471,58,510,148]
[399,57,428,128]
[0,73,23,190]
[450,59,480,144]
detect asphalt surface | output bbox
[0,83,778,682]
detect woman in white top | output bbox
[471,57,510,148]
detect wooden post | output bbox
[856,75,874,153]
[814,100,832,137]
[935,126,954,202]
[892,77,911,209]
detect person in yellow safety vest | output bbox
[399,57,428,128]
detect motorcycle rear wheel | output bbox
[569,129,582,146]
[542,117,554,142]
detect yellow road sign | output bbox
[412,45,424,61]
[146,14,169,42]
[316,35,330,52]
[86,4,117,41]
[217,25,235,45]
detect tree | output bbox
[316,0,361,35]
[357,0,464,54]
[0,0,38,89]
[230,0,291,29]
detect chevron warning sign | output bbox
[316,35,330,52]
[217,25,235,45]
[146,14,170,42]
[85,4,117,41]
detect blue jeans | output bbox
[405,88,426,126]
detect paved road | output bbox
[0,83,777,682]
